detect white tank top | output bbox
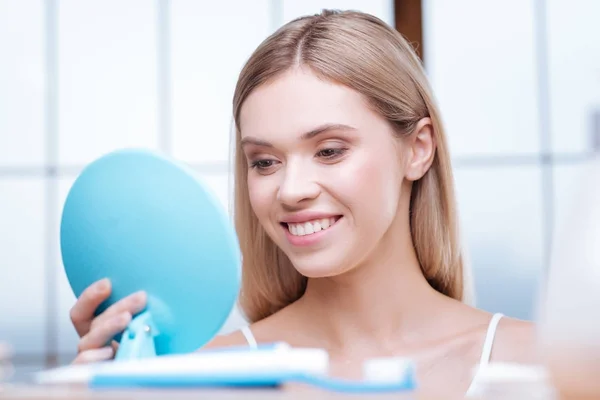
[239,313,504,396]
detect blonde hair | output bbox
[232,10,465,322]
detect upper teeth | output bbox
[287,217,337,236]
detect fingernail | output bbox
[132,291,146,304]
[96,278,109,292]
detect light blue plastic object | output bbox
[60,148,241,359]
[88,344,417,393]
[90,370,417,393]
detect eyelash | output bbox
[250,159,277,170]
[249,147,348,171]
[316,148,347,159]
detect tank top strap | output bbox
[240,325,258,349]
[478,313,504,366]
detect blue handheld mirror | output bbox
[60,149,241,360]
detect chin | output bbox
[287,254,353,279]
[268,222,360,278]
[294,266,345,279]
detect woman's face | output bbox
[239,67,422,277]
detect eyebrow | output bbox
[240,123,357,148]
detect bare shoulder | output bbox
[491,316,540,364]
[201,329,251,350]
[199,305,299,351]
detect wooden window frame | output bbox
[394,0,424,62]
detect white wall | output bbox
[423,0,600,319]
[1,0,598,368]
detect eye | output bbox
[317,148,347,159]
[250,159,279,171]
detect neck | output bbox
[297,206,450,351]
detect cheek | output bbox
[330,153,400,247]
[247,176,275,221]
[337,151,402,224]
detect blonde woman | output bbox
[69,10,537,396]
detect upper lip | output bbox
[279,211,342,224]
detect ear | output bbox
[404,117,436,181]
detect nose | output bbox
[277,161,320,207]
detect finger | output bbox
[72,347,115,365]
[89,291,146,331]
[70,278,111,337]
[110,340,120,354]
[78,312,132,353]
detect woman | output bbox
[68,10,537,396]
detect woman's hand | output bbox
[69,278,147,364]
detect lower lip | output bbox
[283,217,342,247]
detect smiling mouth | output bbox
[282,216,343,237]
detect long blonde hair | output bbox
[232,10,464,323]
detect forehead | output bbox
[238,68,378,140]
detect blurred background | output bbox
[1,0,599,376]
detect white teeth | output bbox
[313,221,322,232]
[286,217,339,236]
[304,222,314,234]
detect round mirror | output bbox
[60,149,241,356]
